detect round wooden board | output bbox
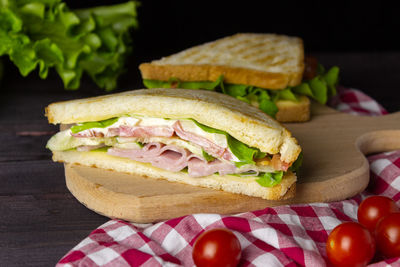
[64,103,400,223]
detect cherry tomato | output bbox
[375,212,400,258]
[357,196,399,233]
[326,222,375,267]
[192,228,241,267]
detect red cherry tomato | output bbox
[375,212,400,258]
[192,228,241,267]
[357,196,399,233]
[326,222,375,267]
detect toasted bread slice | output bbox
[275,96,310,122]
[53,150,297,200]
[139,33,304,90]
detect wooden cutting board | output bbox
[64,103,400,223]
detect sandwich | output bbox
[139,33,339,122]
[45,89,302,200]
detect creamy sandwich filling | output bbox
[143,65,339,118]
[47,116,300,187]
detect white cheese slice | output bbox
[178,119,228,148]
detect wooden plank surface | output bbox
[1,52,399,266]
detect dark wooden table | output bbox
[1,52,399,266]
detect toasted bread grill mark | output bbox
[242,45,276,60]
[267,58,287,67]
[140,33,304,89]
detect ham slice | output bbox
[72,129,105,138]
[107,142,237,177]
[172,121,232,160]
[72,120,234,161]
[108,143,188,172]
[72,126,174,138]
[107,125,174,138]
[187,157,236,177]
[150,146,189,172]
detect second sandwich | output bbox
[140,33,339,122]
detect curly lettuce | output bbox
[0,0,139,90]
[143,65,339,118]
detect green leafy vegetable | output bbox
[91,146,110,152]
[323,66,340,96]
[289,152,303,173]
[0,0,139,90]
[70,117,119,133]
[221,83,248,97]
[293,66,340,104]
[143,76,224,91]
[136,141,144,148]
[177,76,224,90]
[258,98,279,118]
[202,150,215,162]
[256,171,284,187]
[190,119,266,167]
[143,65,340,117]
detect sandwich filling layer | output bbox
[47,116,301,187]
[143,65,339,118]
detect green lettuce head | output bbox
[0,0,139,90]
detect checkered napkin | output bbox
[57,88,399,267]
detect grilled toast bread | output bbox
[139,33,311,122]
[140,33,304,90]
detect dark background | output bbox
[70,0,400,53]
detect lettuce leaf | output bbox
[70,117,118,133]
[289,152,303,173]
[0,0,139,90]
[292,66,340,104]
[143,76,224,91]
[143,65,339,117]
[91,146,110,152]
[256,171,284,187]
[202,150,215,162]
[190,119,266,167]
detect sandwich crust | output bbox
[53,150,297,200]
[46,88,301,163]
[139,33,304,90]
[275,96,310,122]
[139,64,303,90]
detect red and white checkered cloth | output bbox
[57,88,399,267]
